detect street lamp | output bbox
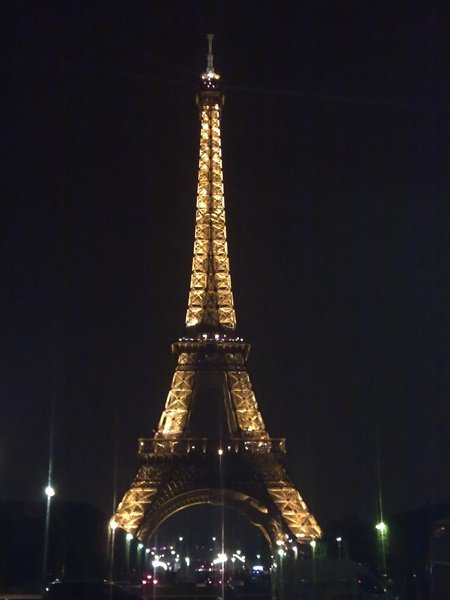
[126,533,133,575]
[375,521,388,575]
[375,521,387,534]
[137,542,144,576]
[108,518,119,580]
[42,482,56,589]
[45,485,55,498]
[336,537,342,559]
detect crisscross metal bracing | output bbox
[156,353,196,437]
[185,101,236,331]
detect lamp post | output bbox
[42,483,56,589]
[336,537,342,560]
[137,543,144,577]
[126,533,133,577]
[375,521,388,575]
[108,519,118,581]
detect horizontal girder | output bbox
[138,437,286,456]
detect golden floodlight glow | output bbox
[185,101,236,332]
[111,37,321,548]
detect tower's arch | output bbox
[136,487,283,550]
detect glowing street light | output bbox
[336,537,342,559]
[108,518,119,581]
[375,521,387,534]
[42,482,56,590]
[375,521,388,575]
[125,532,134,576]
[109,518,119,531]
[45,485,55,498]
[213,552,228,566]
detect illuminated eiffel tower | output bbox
[112,36,321,549]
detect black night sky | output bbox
[3,1,450,530]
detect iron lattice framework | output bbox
[185,93,236,331]
[113,38,321,549]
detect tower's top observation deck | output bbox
[197,33,223,107]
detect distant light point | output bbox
[375,521,387,533]
[44,485,55,498]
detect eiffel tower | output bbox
[112,36,321,550]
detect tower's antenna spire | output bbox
[206,33,214,72]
